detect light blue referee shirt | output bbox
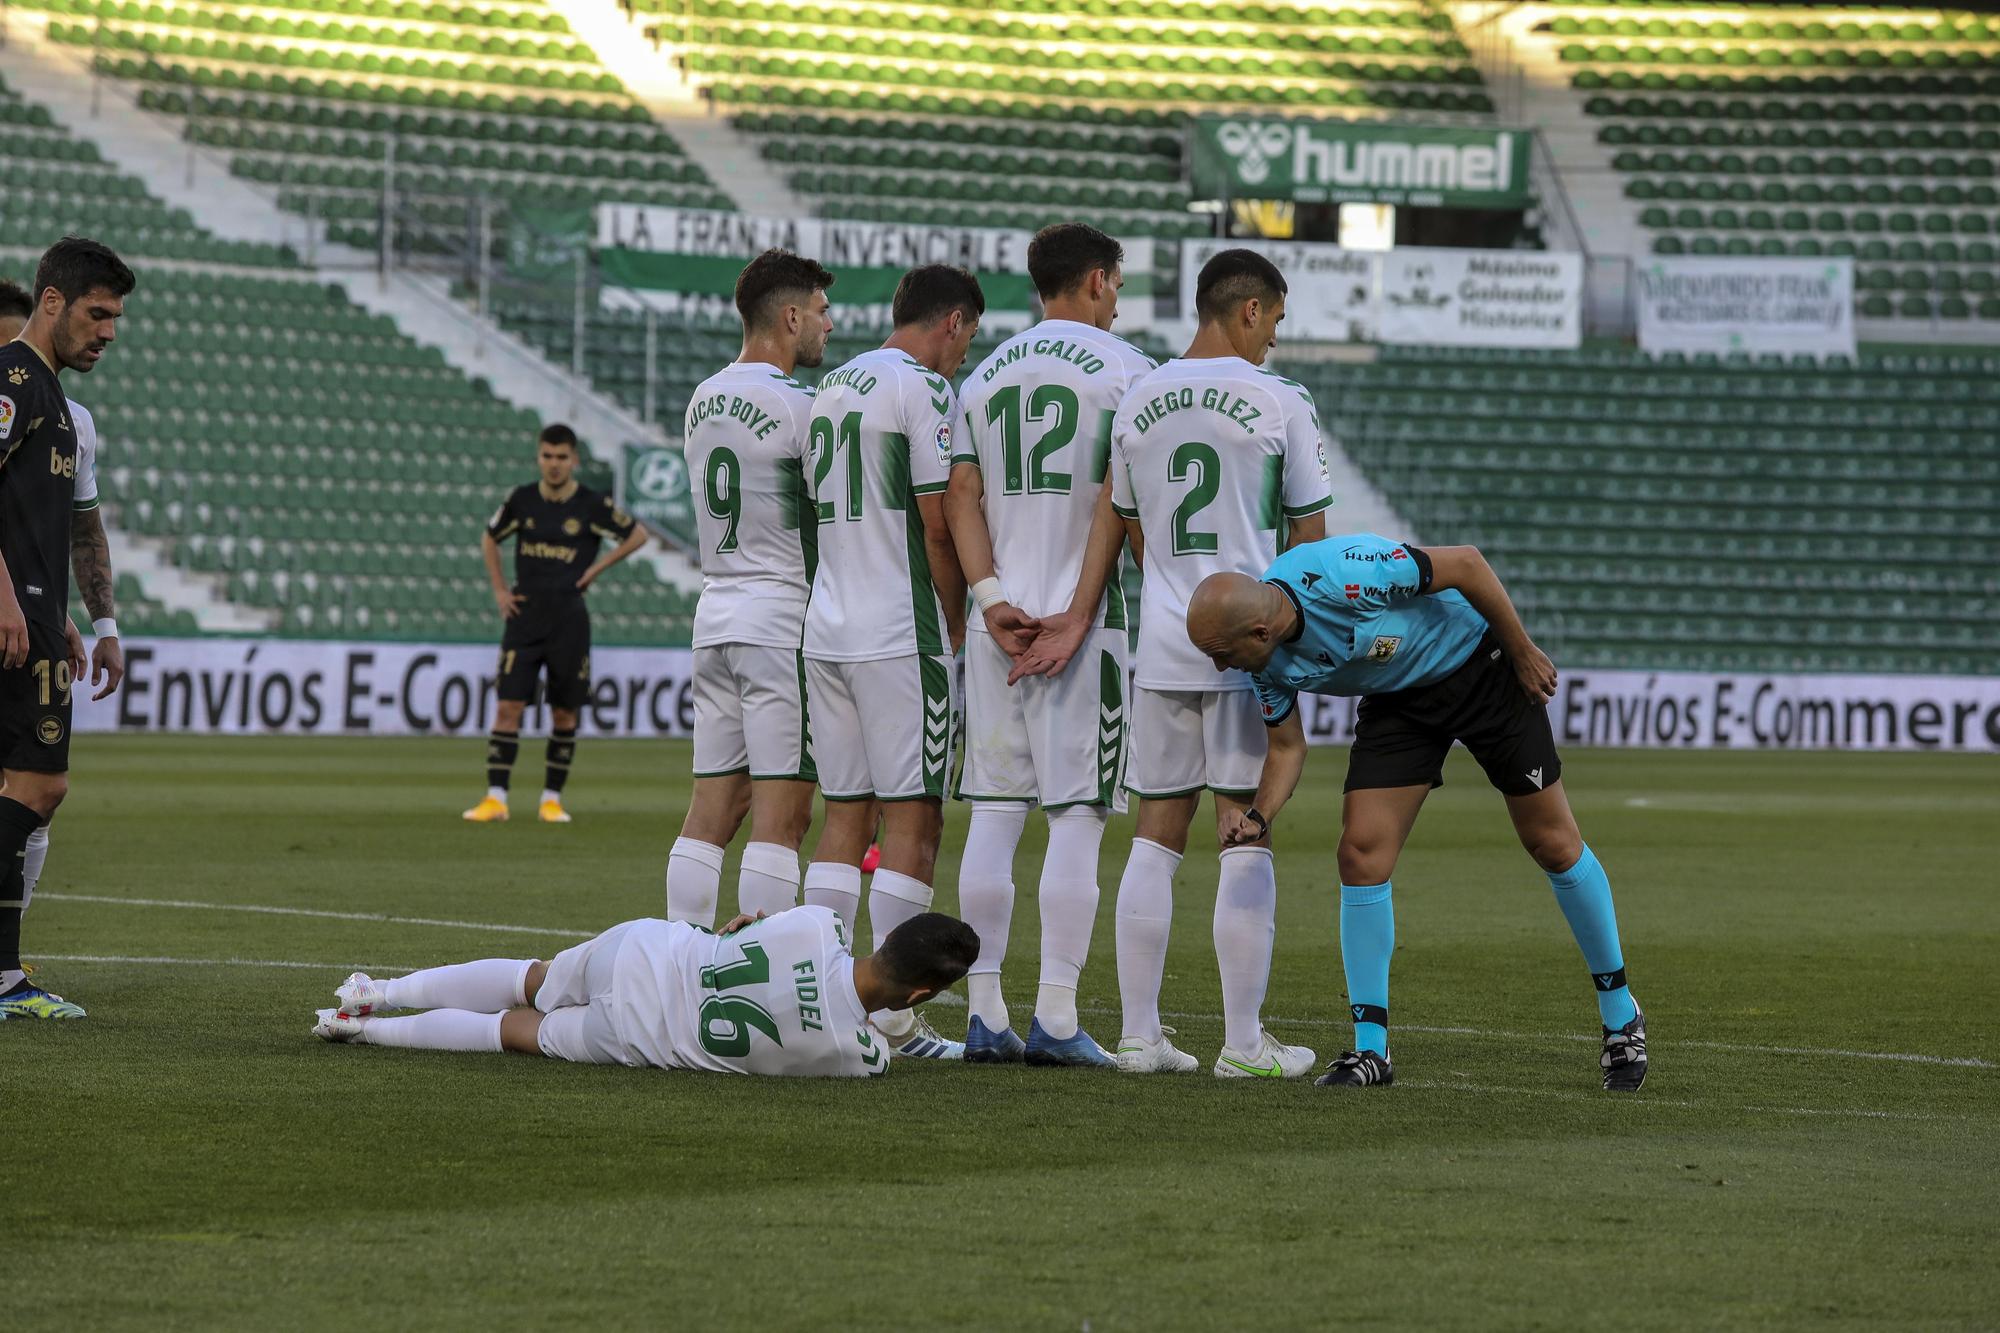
[1250,534,1492,725]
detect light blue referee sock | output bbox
[1547,844,1638,1030]
[1338,881,1394,1057]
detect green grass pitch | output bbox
[9,736,1997,1329]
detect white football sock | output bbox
[380,958,531,1012]
[737,841,801,918]
[1035,805,1108,1039]
[803,860,863,936]
[1214,846,1278,1054]
[21,822,48,912]
[539,788,561,805]
[359,1008,505,1052]
[486,785,507,802]
[868,868,934,1035]
[958,803,1029,1032]
[1115,837,1181,1044]
[665,837,725,927]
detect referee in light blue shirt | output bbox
[1184,534,1647,1093]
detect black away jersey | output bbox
[0,342,78,629]
[486,482,636,596]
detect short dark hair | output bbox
[1194,248,1286,324]
[34,236,136,308]
[1028,222,1125,301]
[538,423,578,452]
[891,264,985,329]
[735,248,834,331]
[874,912,980,997]
[0,280,31,321]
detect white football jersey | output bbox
[953,319,1155,628]
[70,398,99,510]
[802,347,957,662]
[684,362,817,650]
[1110,356,1332,691]
[610,906,887,1078]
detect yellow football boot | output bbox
[462,794,510,822]
[539,797,572,824]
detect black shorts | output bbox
[498,594,591,711]
[0,618,74,773]
[1345,633,1560,798]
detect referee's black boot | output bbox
[1600,1007,1647,1091]
[1315,1048,1394,1088]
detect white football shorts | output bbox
[690,643,814,782]
[534,919,650,1067]
[957,627,1127,812]
[803,653,955,801]
[1125,686,1267,799]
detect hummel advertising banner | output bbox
[1178,242,1579,348]
[1190,118,1533,209]
[1636,256,1856,358]
[594,205,1156,328]
[72,639,2000,753]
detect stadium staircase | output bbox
[0,62,704,646]
[1282,341,2000,675]
[1492,4,2000,336]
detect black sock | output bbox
[545,727,577,794]
[0,794,44,979]
[485,728,520,790]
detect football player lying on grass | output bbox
[314,906,977,1078]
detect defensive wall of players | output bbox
[73,636,2000,753]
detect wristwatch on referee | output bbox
[1242,807,1271,838]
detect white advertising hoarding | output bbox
[76,639,2000,754]
[1180,238,1377,341]
[1636,256,1856,358]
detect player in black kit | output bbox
[0,236,134,1020]
[464,423,646,824]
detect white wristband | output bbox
[970,577,1006,613]
[92,617,119,639]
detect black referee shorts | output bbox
[497,594,591,711]
[0,618,74,774]
[1345,632,1561,798]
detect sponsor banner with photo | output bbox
[595,205,1156,329]
[1636,256,1856,358]
[1191,117,1532,209]
[1376,247,1582,348]
[76,641,2000,753]
[618,441,696,545]
[1180,238,1376,341]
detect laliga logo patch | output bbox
[935,421,952,465]
[1367,636,1402,663]
[0,394,13,440]
[1213,121,1295,186]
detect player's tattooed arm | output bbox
[1419,544,1557,701]
[71,507,127,697]
[71,506,115,620]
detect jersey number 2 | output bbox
[1168,441,1221,555]
[697,938,783,1057]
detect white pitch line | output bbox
[37,895,1996,1071]
[37,893,595,939]
[1100,1007,1995,1070]
[36,952,417,972]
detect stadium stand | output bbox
[18,0,736,253]
[1289,342,2000,675]
[666,0,1495,238]
[0,70,700,645]
[1538,7,2000,322]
